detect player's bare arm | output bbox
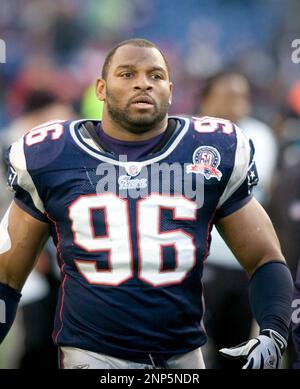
[216,197,284,277]
[0,201,49,343]
[216,197,293,368]
[0,201,49,290]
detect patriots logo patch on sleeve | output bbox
[248,161,259,188]
[6,164,18,192]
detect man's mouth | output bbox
[130,96,155,108]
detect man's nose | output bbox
[133,74,153,90]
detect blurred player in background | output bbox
[0,39,293,369]
[0,90,77,368]
[267,86,300,368]
[293,262,300,368]
[197,71,278,368]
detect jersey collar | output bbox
[69,116,190,168]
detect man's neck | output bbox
[101,114,169,142]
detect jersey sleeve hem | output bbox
[14,198,48,223]
[214,194,253,221]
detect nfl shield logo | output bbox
[125,163,142,177]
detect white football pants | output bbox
[59,346,206,369]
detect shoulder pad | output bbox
[190,116,236,136]
[19,120,68,172]
[190,115,252,155]
[8,136,45,213]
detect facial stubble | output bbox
[105,88,170,134]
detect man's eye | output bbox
[152,74,163,80]
[121,72,133,78]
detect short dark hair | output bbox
[23,90,57,114]
[201,70,249,100]
[101,38,170,80]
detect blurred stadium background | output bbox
[0,0,300,369]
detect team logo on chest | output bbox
[118,175,148,190]
[186,146,222,181]
[119,162,148,190]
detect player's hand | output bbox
[219,329,287,369]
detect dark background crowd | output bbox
[0,0,300,369]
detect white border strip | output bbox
[10,137,45,213]
[217,126,251,208]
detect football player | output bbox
[0,39,293,369]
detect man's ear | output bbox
[169,82,173,105]
[96,78,106,101]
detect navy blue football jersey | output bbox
[7,116,258,363]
